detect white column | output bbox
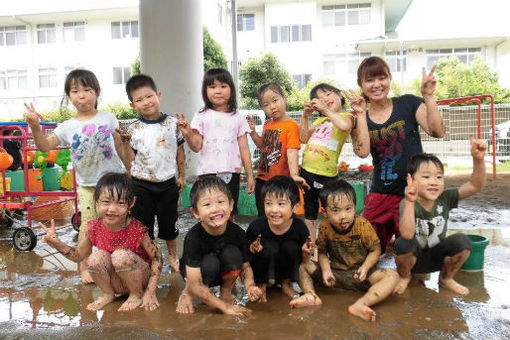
[139,0,203,178]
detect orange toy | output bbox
[47,150,58,164]
[0,147,14,171]
[339,161,349,172]
[24,151,35,165]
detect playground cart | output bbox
[0,121,80,251]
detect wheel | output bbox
[13,227,37,251]
[0,209,14,228]
[71,211,81,232]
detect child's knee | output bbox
[111,248,136,270]
[86,250,111,272]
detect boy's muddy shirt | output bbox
[53,111,124,186]
[317,216,379,271]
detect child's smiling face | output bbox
[315,88,342,113]
[260,89,287,121]
[324,194,356,231]
[191,188,233,235]
[96,188,133,229]
[412,161,445,204]
[263,192,299,229]
[130,85,162,120]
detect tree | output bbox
[131,56,140,76]
[203,27,228,71]
[239,53,292,109]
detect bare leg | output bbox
[85,250,118,311]
[394,252,417,294]
[439,249,470,295]
[348,269,399,322]
[165,238,180,273]
[79,231,94,284]
[220,274,237,306]
[176,285,195,313]
[281,279,298,300]
[304,219,318,261]
[290,261,321,308]
[256,283,267,303]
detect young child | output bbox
[25,69,125,283]
[394,137,487,295]
[176,68,254,216]
[39,173,163,312]
[290,179,399,322]
[2,130,22,170]
[299,83,370,242]
[357,56,445,253]
[176,176,262,316]
[246,175,310,302]
[248,82,309,216]
[117,74,185,273]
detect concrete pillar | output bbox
[139,0,203,178]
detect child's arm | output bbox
[39,219,92,262]
[287,149,311,191]
[185,266,252,317]
[301,236,315,263]
[237,134,255,194]
[399,174,418,240]
[299,102,315,143]
[458,136,487,200]
[240,262,263,302]
[140,234,163,311]
[416,65,445,138]
[113,128,135,174]
[318,253,336,287]
[176,113,203,152]
[354,245,381,282]
[311,98,353,132]
[343,90,370,158]
[176,144,186,190]
[247,115,263,148]
[24,103,60,152]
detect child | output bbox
[39,173,163,312]
[2,130,22,170]
[176,68,254,216]
[25,69,125,283]
[117,74,185,273]
[394,137,487,295]
[290,179,399,323]
[299,83,370,242]
[176,176,262,316]
[248,82,309,216]
[246,175,310,302]
[357,56,445,253]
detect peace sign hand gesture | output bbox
[421,64,437,98]
[343,90,366,116]
[39,219,60,246]
[176,113,191,136]
[24,102,42,131]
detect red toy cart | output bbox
[0,121,80,251]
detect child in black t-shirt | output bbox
[246,176,311,303]
[176,176,262,316]
[2,130,22,170]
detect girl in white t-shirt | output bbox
[25,69,125,284]
[177,68,254,217]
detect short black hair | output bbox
[94,173,136,207]
[261,175,300,206]
[190,176,233,209]
[64,69,101,109]
[201,68,237,112]
[125,74,158,102]
[256,82,286,106]
[407,153,444,176]
[319,179,356,209]
[309,83,345,106]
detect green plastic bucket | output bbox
[180,184,192,207]
[5,170,25,191]
[350,181,365,214]
[42,167,60,191]
[461,234,489,271]
[238,188,258,216]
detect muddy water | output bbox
[1,208,510,339]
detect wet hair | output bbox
[201,68,237,113]
[93,172,136,207]
[125,74,158,102]
[261,175,300,207]
[356,56,392,102]
[309,83,345,107]
[190,176,233,209]
[319,179,356,209]
[64,69,101,109]
[407,153,444,176]
[256,82,286,107]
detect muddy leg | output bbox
[439,249,470,295]
[111,249,149,312]
[176,285,195,314]
[166,238,180,273]
[85,250,117,311]
[256,283,267,303]
[394,252,416,294]
[79,231,94,284]
[220,273,238,306]
[290,261,321,308]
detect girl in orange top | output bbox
[248,82,309,216]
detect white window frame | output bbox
[426,47,482,69]
[63,21,85,42]
[113,66,131,84]
[0,69,27,90]
[385,51,407,73]
[323,51,371,75]
[0,26,27,46]
[237,13,255,31]
[38,67,58,88]
[271,24,311,43]
[111,21,139,39]
[37,24,56,44]
[322,3,371,27]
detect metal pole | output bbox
[230,0,239,102]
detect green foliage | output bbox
[390,81,402,97]
[131,56,141,76]
[101,102,138,120]
[239,53,292,109]
[203,27,228,71]
[404,77,422,97]
[39,107,76,123]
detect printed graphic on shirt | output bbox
[71,124,114,163]
[259,128,282,172]
[369,120,405,186]
[415,207,446,248]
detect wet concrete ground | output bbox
[0,174,509,340]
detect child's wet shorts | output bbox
[311,263,376,292]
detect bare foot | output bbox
[86,293,115,311]
[281,280,298,299]
[348,302,377,322]
[169,256,180,274]
[176,291,195,314]
[118,294,143,312]
[289,292,322,308]
[220,288,236,306]
[394,276,412,294]
[257,284,267,303]
[440,278,470,295]
[81,270,94,284]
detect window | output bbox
[237,14,255,31]
[111,21,139,39]
[322,3,370,27]
[63,21,85,41]
[426,47,481,69]
[323,52,371,75]
[38,68,58,88]
[218,4,223,25]
[0,70,27,90]
[271,25,311,43]
[37,24,56,44]
[113,67,131,84]
[292,74,311,89]
[385,51,407,73]
[0,26,27,46]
